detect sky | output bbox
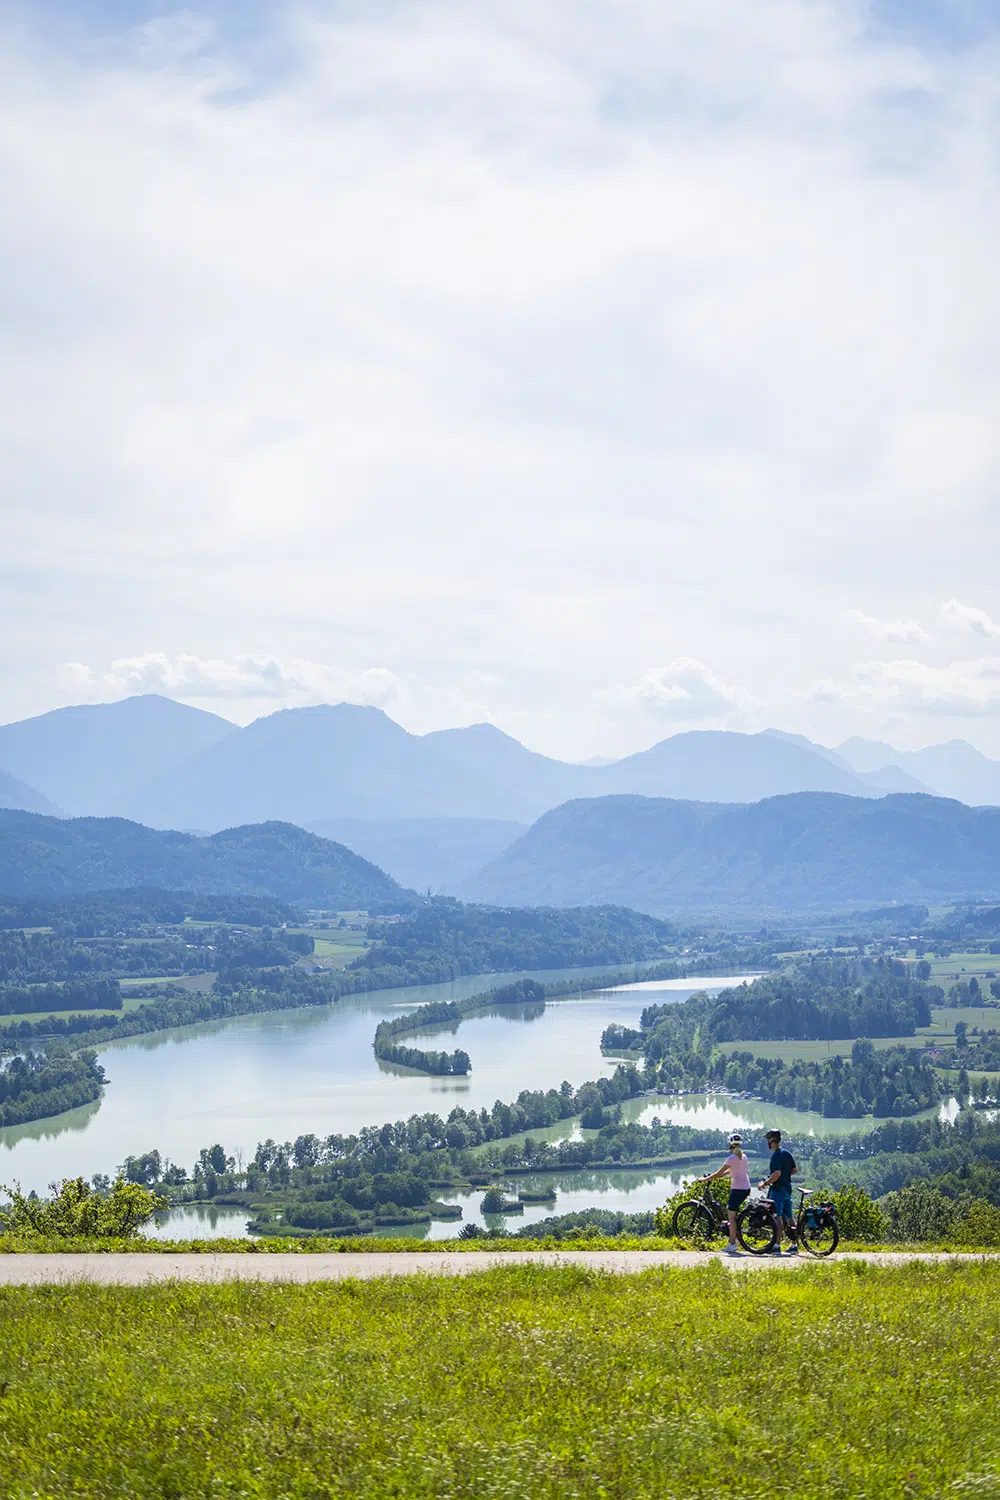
[2,0,1000,760]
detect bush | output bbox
[879,1183,955,1243]
[0,1176,167,1239]
[829,1183,888,1242]
[952,1199,1000,1247]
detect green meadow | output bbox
[0,1261,997,1498]
[715,1004,1000,1066]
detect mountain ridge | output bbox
[0,770,61,816]
[0,695,235,815]
[0,809,407,907]
[464,790,1000,914]
[4,693,1000,826]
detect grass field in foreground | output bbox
[0,1263,997,1499]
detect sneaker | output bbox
[784,1245,800,1255]
[768,1247,783,1256]
[724,1245,742,1256]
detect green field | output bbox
[0,975,221,1029]
[0,1263,996,1498]
[716,1005,1000,1065]
[924,951,1000,983]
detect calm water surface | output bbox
[5,967,950,1206]
[2,968,749,1192]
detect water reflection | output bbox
[0,970,777,1192]
[144,1203,252,1241]
[618,1092,960,1138]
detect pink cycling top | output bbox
[725,1154,751,1191]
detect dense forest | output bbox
[355,900,676,985]
[468,789,1000,912]
[0,1048,105,1128]
[0,811,407,907]
[600,956,948,1117]
[0,925,312,991]
[0,977,121,1018]
[621,956,940,1061]
[0,889,299,934]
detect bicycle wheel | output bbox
[737,1203,777,1255]
[800,1216,839,1257]
[672,1202,716,1242]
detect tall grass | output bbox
[0,1262,998,1497]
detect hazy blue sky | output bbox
[2,1,1000,758]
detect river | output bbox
[3,967,951,1221]
[2,967,751,1193]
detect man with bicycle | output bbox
[759,1129,799,1255]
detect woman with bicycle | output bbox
[696,1131,751,1256]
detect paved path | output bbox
[0,1250,991,1284]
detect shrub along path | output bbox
[0,1248,995,1282]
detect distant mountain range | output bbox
[0,696,234,817]
[5,789,1000,916]
[0,769,60,816]
[3,696,1000,891]
[0,810,404,907]
[464,792,1000,913]
[305,817,527,895]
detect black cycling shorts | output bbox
[728,1187,751,1211]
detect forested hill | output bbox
[354,899,675,982]
[0,811,407,908]
[465,790,1000,913]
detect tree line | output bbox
[0,1049,105,1128]
[372,978,545,1075]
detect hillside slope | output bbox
[0,696,235,815]
[0,770,60,816]
[305,816,526,892]
[0,810,406,907]
[464,791,1000,912]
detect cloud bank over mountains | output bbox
[3,2,1000,757]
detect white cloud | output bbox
[940,600,1000,639]
[845,610,929,644]
[815,657,1000,717]
[2,4,1000,755]
[617,658,756,722]
[63,654,404,709]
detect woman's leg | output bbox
[727,1209,737,1245]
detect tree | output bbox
[0,1176,167,1238]
[293,1134,320,1169]
[199,1144,229,1175]
[121,1150,162,1187]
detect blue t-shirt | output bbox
[770,1148,796,1191]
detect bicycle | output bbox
[736,1185,839,1257]
[672,1182,777,1254]
[671,1183,730,1243]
